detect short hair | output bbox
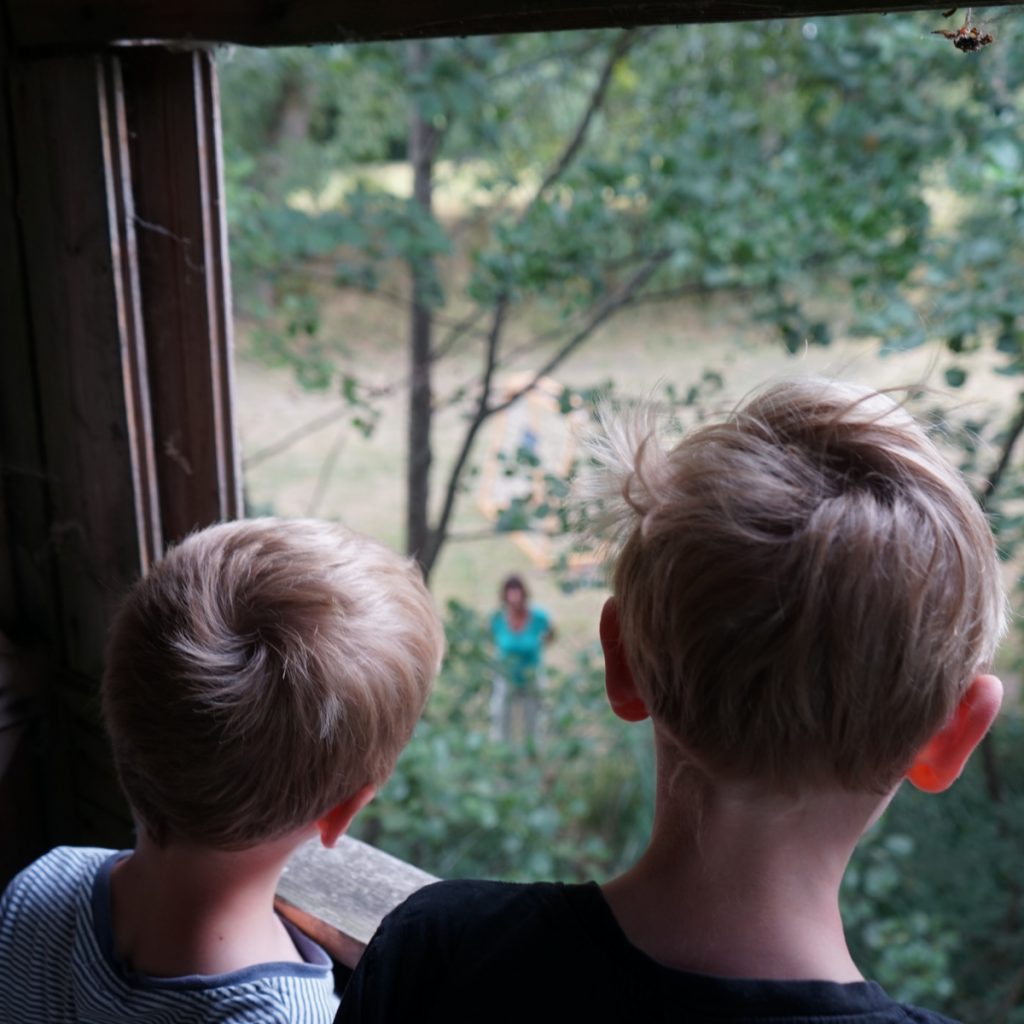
[102,518,444,849]
[501,575,528,601]
[590,378,1007,793]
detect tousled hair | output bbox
[589,378,1007,793]
[102,518,444,849]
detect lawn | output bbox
[234,285,1015,673]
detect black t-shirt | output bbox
[336,879,959,1023]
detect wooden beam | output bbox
[0,49,164,844]
[0,23,59,646]
[1,40,243,846]
[8,55,155,678]
[98,55,164,573]
[7,0,1021,51]
[118,48,242,545]
[276,836,436,968]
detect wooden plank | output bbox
[1,17,81,846]
[119,48,242,545]
[6,52,161,845]
[2,36,236,850]
[8,0,1020,50]
[0,633,40,736]
[276,836,436,968]
[0,460,15,637]
[0,465,13,631]
[0,726,47,888]
[0,30,60,648]
[2,40,238,847]
[98,56,163,573]
[8,55,153,677]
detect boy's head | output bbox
[593,378,1007,794]
[102,518,444,849]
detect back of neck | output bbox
[110,831,307,977]
[602,774,888,983]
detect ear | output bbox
[315,783,376,849]
[907,675,1003,793]
[600,598,649,723]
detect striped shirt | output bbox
[0,846,340,1023]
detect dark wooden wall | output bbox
[0,27,241,861]
[6,0,1018,48]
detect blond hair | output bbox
[590,378,1007,793]
[102,518,444,848]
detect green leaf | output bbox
[944,366,968,389]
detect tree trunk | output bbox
[264,68,314,195]
[405,40,437,572]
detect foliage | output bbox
[220,19,1024,1022]
[219,14,1024,571]
[355,602,1024,1022]
[354,599,654,881]
[843,713,1024,1022]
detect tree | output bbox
[219,13,1024,580]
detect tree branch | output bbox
[445,525,566,543]
[306,423,348,516]
[302,262,495,342]
[487,250,671,419]
[456,35,611,86]
[415,33,650,571]
[431,306,492,363]
[244,377,395,469]
[436,252,689,410]
[244,405,351,468]
[530,28,644,203]
[420,250,668,575]
[973,391,1024,810]
[421,296,509,575]
[979,393,1024,511]
[433,29,649,412]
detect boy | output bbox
[0,518,444,1023]
[336,379,1005,1023]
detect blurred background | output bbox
[219,13,1024,1019]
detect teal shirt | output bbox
[491,607,551,689]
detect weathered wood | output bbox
[0,633,47,873]
[119,48,242,545]
[0,726,47,886]
[7,0,1022,50]
[0,27,59,649]
[2,38,244,848]
[9,55,152,677]
[3,52,165,842]
[98,55,164,573]
[0,633,38,736]
[276,836,436,968]
[0,468,13,633]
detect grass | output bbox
[234,278,1019,673]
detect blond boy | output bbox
[337,379,1004,1024]
[0,518,443,1024]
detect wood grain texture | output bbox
[276,836,436,968]
[98,55,163,573]
[8,55,147,678]
[0,34,59,648]
[119,48,242,545]
[3,52,157,842]
[8,0,1021,50]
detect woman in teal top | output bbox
[490,575,554,744]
